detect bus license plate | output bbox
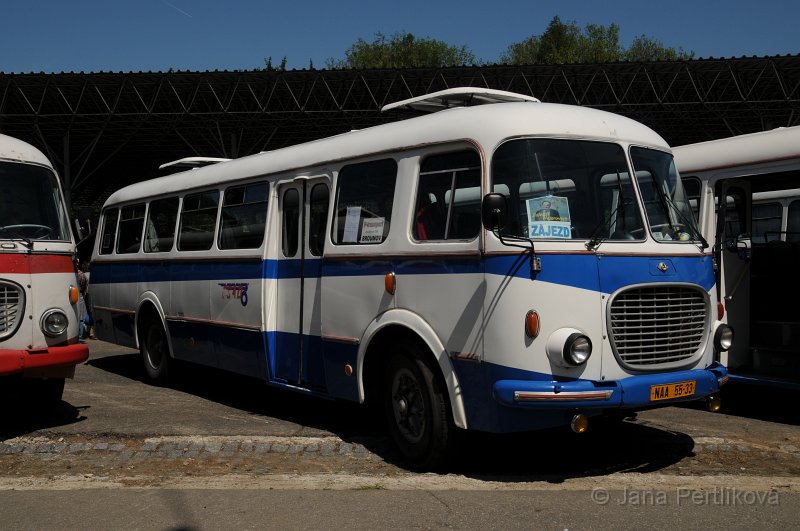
[650,380,696,401]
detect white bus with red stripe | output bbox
[91,88,732,467]
[0,133,89,407]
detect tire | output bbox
[26,378,65,411]
[383,344,451,469]
[141,317,171,385]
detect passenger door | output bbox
[274,177,330,389]
[715,179,752,369]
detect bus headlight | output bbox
[546,328,593,367]
[714,324,734,352]
[41,309,68,337]
[564,333,592,366]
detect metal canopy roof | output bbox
[1,55,799,209]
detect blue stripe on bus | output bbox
[90,253,714,294]
[91,260,264,284]
[484,253,715,293]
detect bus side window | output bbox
[413,150,481,241]
[144,197,179,253]
[788,200,800,243]
[682,177,701,222]
[99,208,119,255]
[178,190,219,252]
[219,182,269,250]
[309,184,329,256]
[117,203,146,254]
[333,159,397,245]
[282,188,300,256]
[752,202,782,244]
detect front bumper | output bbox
[0,343,89,377]
[493,362,728,410]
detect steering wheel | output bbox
[0,223,54,239]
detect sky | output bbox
[2,1,799,73]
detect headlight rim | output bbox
[714,324,734,352]
[40,308,69,337]
[563,332,592,366]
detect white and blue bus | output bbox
[674,126,800,389]
[90,88,731,466]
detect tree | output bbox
[264,56,287,72]
[625,35,695,61]
[326,32,477,69]
[501,16,693,64]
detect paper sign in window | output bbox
[526,196,572,239]
[343,206,361,242]
[360,217,385,244]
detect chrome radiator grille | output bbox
[0,281,25,340]
[608,285,708,369]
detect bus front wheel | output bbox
[25,377,65,410]
[383,345,451,469]
[141,318,171,385]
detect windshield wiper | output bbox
[646,175,709,250]
[586,197,634,251]
[0,227,33,250]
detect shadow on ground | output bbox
[78,351,702,479]
[679,381,800,426]
[0,394,87,439]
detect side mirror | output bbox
[724,233,751,260]
[481,193,509,231]
[73,218,85,240]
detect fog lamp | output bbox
[706,394,722,413]
[570,414,589,433]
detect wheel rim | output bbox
[391,367,426,444]
[145,326,165,370]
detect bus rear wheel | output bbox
[383,345,451,469]
[141,318,171,385]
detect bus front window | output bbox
[630,147,702,243]
[491,138,645,242]
[0,162,71,242]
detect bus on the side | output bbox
[0,133,89,407]
[90,87,731,467]
[674,126,800,388]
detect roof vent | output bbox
[158,156,230,172]
[381,87,539,113]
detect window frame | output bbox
[412,149,482,242]
[143,196,180,254]
[331,158,398,246]
[177,189,221,252]
[218,181,270,251]
[98,207,119,255]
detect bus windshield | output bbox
[491,138,645,242]
[0,161,71,242]
[630,147,702,243]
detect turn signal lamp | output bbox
[69,285,79,305]
[717,302,725,320]
[525,310,540,339]
[384,272,396,295]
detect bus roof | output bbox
[104,96,669,207]
[0,134,53,168]
[673,126,800,174]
